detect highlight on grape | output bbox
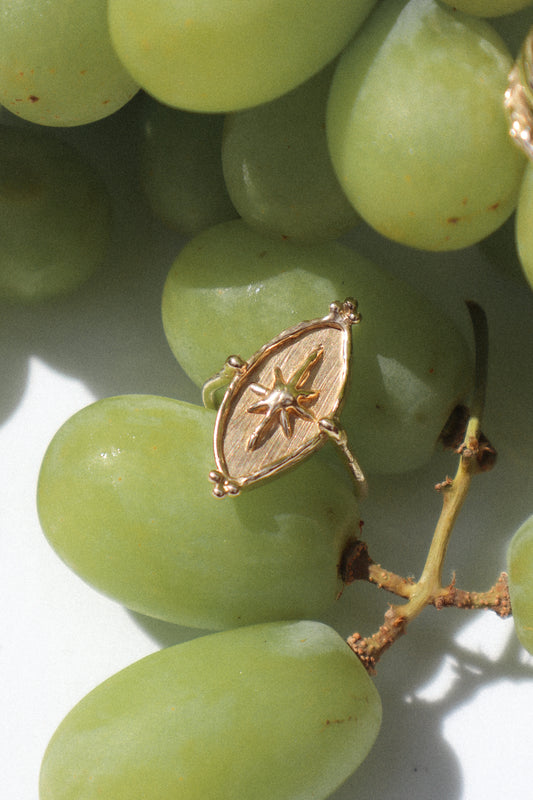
[2,1,533,799]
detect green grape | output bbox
[0,125,112,303]
[507,514,533,654]
[440,0,533,16]
[107,0,378,112]
[39,620,381,800]
[37,395,359,629]
[138,95,237,236]
[222,64,359,243]
[0,0,138,127]
[515,160,533,290]
[326,0,526,251]
[161,219,472,475]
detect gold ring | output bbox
[203,299,366,498]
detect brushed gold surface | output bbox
[220,325,347,480]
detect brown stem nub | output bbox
[338,538,372,584]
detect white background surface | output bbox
[2,98,533,800]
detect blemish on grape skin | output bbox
[488,201,500,211]
[447,216,460,224]
[28,95,39,103]
[323,715,355,728]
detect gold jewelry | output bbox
[203,299,366,498]
[505,26,533,160]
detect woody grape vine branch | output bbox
[341,301,511,674]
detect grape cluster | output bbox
[2,2,533,799]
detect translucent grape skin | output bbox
[161,219,473,476]
[39,620,381,800]
[507,514,533,654]
[222,64,359,243]
[0,0,138,127]
[515,160,533,291]
[0,125,112,303]
[326,0,526,251]
[440,0,533,16]
[107,0,378,112]
[37,395,360,630]
[138,95,237,236]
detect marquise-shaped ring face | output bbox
[209,299,359,496]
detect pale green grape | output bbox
[507,514,533,654]
[515,160,533,290]
[138,95,237,236]
[107,0,378,112]
[161,219,473,475]
[222,64,359,243]
[0,125,111,303]
[37,395,359,629]
[440,0,533,16]
[0,0,138,126]
[39,621,381,800]
[326,0,526,251]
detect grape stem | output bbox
[344,302,511,674]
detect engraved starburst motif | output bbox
[246,347,323,451]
